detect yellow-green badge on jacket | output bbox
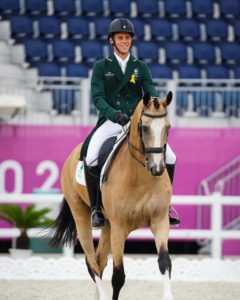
[130,74,136,84]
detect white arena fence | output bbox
[0,192,239,259]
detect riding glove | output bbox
[115,112,130,126]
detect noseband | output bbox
[127,109,168,168]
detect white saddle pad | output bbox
[75,123,129,189]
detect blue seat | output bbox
[164,0,186,17]
[149,64,173,79]
[137,41,159,62]
[0,0,20,14]
[25,0,47,15]
[178,19,200,40]
[176,91,188,116]
[81,41,103,62]
[52,89,76,115]
[220,43,240,63]
[130,19,145,39]
[150,20,172,40]
[234,21,240,40]
[67,17,89,39]
[52,40,75,61]
[24,40,48,61]
[219,0,240,17]
[192,42,215,64]
[81,0,103,15]
[164,42,187,63]
[39,16,61,39]
[65,63,89,77]
[233,66,240,79]
[178,65,201,79]
[224,91,240,117]
[192,0,214,17]
[206,20,228,41]
[10,16,33,38]
[205,65,229,79]
[109,0,130,16]
[95,18,111,39]
[136,0,159,16]
[53,0,75,15]
[37,62,61,77]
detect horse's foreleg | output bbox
[110,225,127,300]
[151,214,174,300]
[96,226,111,276]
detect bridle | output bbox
[127,109,168,168]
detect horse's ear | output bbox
[166,91,173,106]
[143,92,151,106]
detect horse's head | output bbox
[129,91,172,177]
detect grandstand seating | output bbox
[25,0,48,15]
[136,0,159,17]
[150,20,173,40]
[109,0,131,16]
[0,0,239,118]
[192,0,214,17]
[39,16,61,39]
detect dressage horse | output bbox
[50,92,175,300]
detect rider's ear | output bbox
[143,92,151,106]
[166,91,172,106]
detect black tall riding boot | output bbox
[166,163,181,226]
[84,162,106,229]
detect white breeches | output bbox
[85,120,176,166]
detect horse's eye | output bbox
[142,125,149,133]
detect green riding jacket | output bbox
[80,52,157,160]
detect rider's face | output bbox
[110,33,132,57]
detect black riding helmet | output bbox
[108,18,135,41]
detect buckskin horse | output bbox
[50,92,175,300]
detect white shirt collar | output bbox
[114,52,130,74]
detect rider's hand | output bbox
[115,112,130,126]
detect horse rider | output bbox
[82,18,180,229]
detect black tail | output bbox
[49,197,77,247]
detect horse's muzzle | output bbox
[149,165,165,177]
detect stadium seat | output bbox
[24,39,48,61]
[192,0,214,17]
[149,64,173,79]
[192,42,215,64]
[10,16,34,38]
[178,19,200,40]
[81,41,103,62]
[136,0,159,17]
[219,0,240,17]
[224,91,240,117]
[130,19,145,40]
[220,43,240,63]
[39,16,61,39]
[37,62,61,77]
[233,66,240,79]
[52,40,75,62]
[205,20,228,41]
[25,0,47,15]
[176,91,188,116]
[137,41,159,62]
[65,63,89,77]
[53,0,75,15]
[67,17,89,39]
[109,0,131,16]
[234,21,240,40]
[150,20,173,40]
[95,18,111,39]
[164,0,186,17]
[164,42,187,63]
[0,0,20,15]
[81,0,103,16]
[178,65,201,79]
[205,65,229,79]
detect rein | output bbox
[126,110,168,168]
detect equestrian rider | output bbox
[83,18,180,229]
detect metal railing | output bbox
[0,192,239,259]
